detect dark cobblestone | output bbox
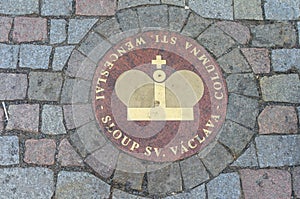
[138,5,168,29]
[216,21,251,44]
[118,0,160,9]
[117,9,139,31]
[181,13,212,38]
[234,0,263,20]
[226,73,259,97]
[169,7,189,32]
[231,142,258,167]
[218,48,251,73]
[61,79,91,104]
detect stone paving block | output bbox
[6,104,39,133]
[0,108,3,132]
[251,23,297,47]
[78,32,104,56]
[298,22,300,44]
[138,5,168,29]
[50,19,67,44]
[180,155,209,189]
[92,18,119,41]
[61,79,91,104]
[165,184,206,199]
[0,168,54,198]
[118,0,160,9]
[181,13,212,38]
[13,17,47,42]
[76,0,116,16]
[234,0,263,20]
[112,189,147,199]
[189,0,233,20]
[28,72,63,101]
[226,73,259,97]
[219,120,255,156]
[68,18,98,44]
[148,163,182,195]
[0,44,19,69]
[58,139,84,167]
[52,46,75,71]
[42,105,66,135]
[293,167,300,198]
[55,171,110,199]
[271,49,300,72]
[256,135,300,167]
[200,142,233,176]
[41,0,72,16]
[207,173,241,199]
[0,0,39,15]
[241,48,270,74]
[0,17,12,42]
[226,93,259,129]
[24,139,56,165]
[197,26,236,58]
[260,74,300,103]
[216,21,251,44]
[258,105,298,135]
[264,0,300,20]
[218,48,251,73]
[85,143,119,179]
[117,9,139,31]
[162,0,184,6]
[231,142,258,167]
[240,169,292,199]
[0,136,19,166]
[20,44,52,69]
[0,73,27,100]
[169,7,189,32]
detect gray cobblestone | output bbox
[231,142,258,167]
[52,46,75,71]
[207,173,241,199]
[162,0,184,7]
[0,168,54,198]
[63,104,94,130]
[264,0,300,20]
[0,108,3,132]
[78,32,104,56]
[61,79,91,104]
[169,7,189,32]
[68,18,98,44]
[42,105,66,135]
[271,49,300,72]
[0,44,19,69]
[0,0,39,15]
[181,13,212,38]
[298,22,300,44]
[55,171,110,199]
[95,18,121,38]
[118,0,160,9]
[138,5,168,29]
[0,73,27,100]
[41,0,72,16]
[112,189,147,199]
[0,136,19,166]
[256,135,300,167]
[165,184,206,199]
[20,44,52,69]
[218,49,251,73]
[50,19,67,44]
[117,9,139,31]
[234,0,263,20]
[298,107,300,127]
[226,73,259,97]
[260,74,300,103]
[189,0,233,20]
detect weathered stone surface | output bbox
[181,13,212,38]
[260,74,300,103]
[231,142,258,167]
[138,5,168,29]
[0,168,54,198]
[95,18,122,39]
[216,21,251,44]
[148,163,182,195]
[76,0,116,16]
[240,169,292,199]
[200,143,233,176]
[68,18,98,44]
[218,48,251,73]
[63,104,94,130]
[271,49,300,72]
[242,48,270,74]
[207,173,241,199]
[41,0,72,16]
[61,79,91,104]
[226,94,259,129]
[251,23,297,47]
[226,73,259,97]
[50,19,67,44]
[162,0,184,6]
[0,73,27,100]
[165,184,206,199]
[118,0,160,9]
[6,104,39,133]
[189,0,233,20]
[169,7,189,32]
[234,0,263,20]
[258,105,298,134]
[0,17,12,42]
[52,46,75,71]
[0,44,19,69]
[55,171,110,199]
[20,44,52,69]
[256,135,300,167]
[58,139,83,167]
[293,167,300,198]
[24,139,56,165]
[180,155,209,189]
[0,108,3,132]
[219,120,255,156]
[112,189,147,199]
[42,105,66,135]
[117,9,139,31]
[28,72,63,101]
[78,32,104,56]
[13,17,47,42]
[0,0,39,15]
[264,0,300,20]
[0,136,19,165]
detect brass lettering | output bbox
[136,37,146,46]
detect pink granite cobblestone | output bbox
[76,0,116,16]
[57,139,84,167]
[242,48,270,74]
[0,17,12,42]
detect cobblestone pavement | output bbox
[0,0,300,199]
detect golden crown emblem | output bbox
[115,55,204,121]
